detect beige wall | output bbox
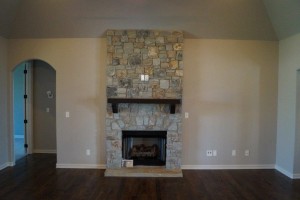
[0,37,8,168]
[183,39,278,167]
[7,38,278,167]
[276,33,300,177]
[33,60,56,152]
[8,39,107,165]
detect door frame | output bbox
[11,61,33,163]
[26,61,33,155]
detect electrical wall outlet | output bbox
[140,74,149,82]
[86,149,91,156]
[145,75,149,81]
[206,150,213,157]
[245,149,250,156]
[232,150,236,156]
[65,111,70,118]
[213,150,217,156]
[185,112,189,118]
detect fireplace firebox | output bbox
[122,130,167,166]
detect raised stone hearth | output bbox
[105,166,183,177]
[105,30,183,176]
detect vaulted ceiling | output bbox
[0,0,299,40]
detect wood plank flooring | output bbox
[0,154,300,200]
[14,138,26,161]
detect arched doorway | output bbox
[12,59,56,162]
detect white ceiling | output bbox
[0,0,299,40]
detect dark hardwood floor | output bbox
[0,154,300,200]
[14,138,26,161]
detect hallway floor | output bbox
[14,138,26,161]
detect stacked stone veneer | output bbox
[105,30,183,169]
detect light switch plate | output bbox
[232,150,236,156]
[185,112,189,118]
[245,149,250,156]
[86,149,90,156]
[213,150,217,156]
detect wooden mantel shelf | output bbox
[107,98,181,114]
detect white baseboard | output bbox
[33,149,57,154]
[275,165,293,179]
[0,162,14,170]
[56,163,106,169]
[0,163,8,170]
[181,164,275,170]
[56,164,273,170]
[293,174,300,179]
[4,160,299,179]
[275,165,300,179]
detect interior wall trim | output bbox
[33,149,57,154]
[275,165,294,179]
[293,174,300,179]
[182,164,275,170]
[56,164,106,169]
[0,162,14,170]
[56,164,274,170]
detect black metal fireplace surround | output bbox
[122,130,167,166]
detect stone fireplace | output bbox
[105,30,183,176]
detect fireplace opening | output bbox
[122,130,167,166]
